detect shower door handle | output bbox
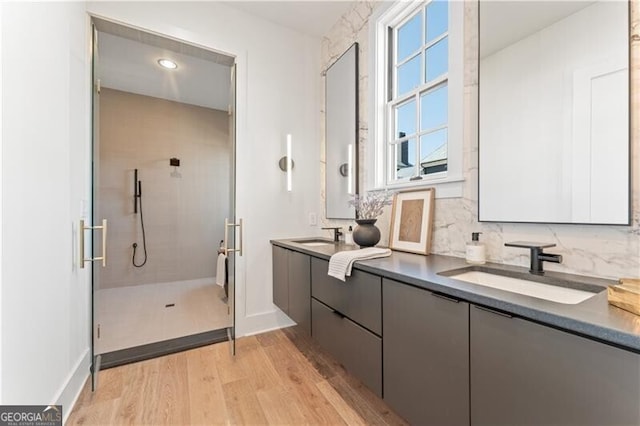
[224,218,243,257]
[80,219,107,268]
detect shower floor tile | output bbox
[95,278,230,354]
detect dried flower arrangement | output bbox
[348,191,393,220]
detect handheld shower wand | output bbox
[132,169,148,267]
[134,169,140,214]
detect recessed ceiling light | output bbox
[157,59,178,70]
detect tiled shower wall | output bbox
[98,88,231,289]
[319,1,640,280]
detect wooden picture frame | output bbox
[389,188,435,255]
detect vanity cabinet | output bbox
[272,242,640,426]
[271,246,311,334]
[310,257,382,396]
[470,305,640,426]
[383,278,469,426]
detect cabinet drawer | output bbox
[311,257,381,335]
[312,298,382,396]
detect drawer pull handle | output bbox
[474,305,513,318]
[431,292,460,303]
[332,309,346,319]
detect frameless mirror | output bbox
[326,43,358,219]
[479,1,630,224]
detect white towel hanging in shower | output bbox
[215,253,227,287]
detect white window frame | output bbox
[368,0,464,198]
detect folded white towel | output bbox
[215,253,227,287]
[328,248,392,282]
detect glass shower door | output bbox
[90,23,103,390]
[89,18,239,383]
[225,62,238,355]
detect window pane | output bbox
[397,13,422,63]
[392,138,417,180]
[397,55,421,97]
[419,129,448,175]
[425,37,448,82]
[420,84,448,131]
[426,0,448,43]
[395,99,416,139]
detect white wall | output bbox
[1,0,91,412]
[86,1,323,336]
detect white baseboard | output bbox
[242,323,291,338]
[236,308,294,337]
[55,349,90,424]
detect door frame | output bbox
[88,15,242,388]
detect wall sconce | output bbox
[278,134,294,191]
[339,144,355,195]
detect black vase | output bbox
[353,219,381,247]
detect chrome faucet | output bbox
[322,227,343,242]
[504,241,563,275]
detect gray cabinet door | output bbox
[272,245,288,314]
[288,250,311,335]
[383,278,470,426]
[471,305,640,426]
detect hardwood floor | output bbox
[67,327,408,425]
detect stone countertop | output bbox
[271,238,640,353]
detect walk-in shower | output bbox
[132,168,147,268]
[91,18,236,371]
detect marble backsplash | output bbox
[319,0,640,280]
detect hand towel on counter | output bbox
[215,253,227,287]
[328,247,392,282]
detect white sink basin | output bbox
[449,271,598,304]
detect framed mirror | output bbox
[326,43,358,219]
[479,1,630,224]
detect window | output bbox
[370,0,464,196]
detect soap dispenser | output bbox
[345,225,354,245]
[466,232,486,264]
